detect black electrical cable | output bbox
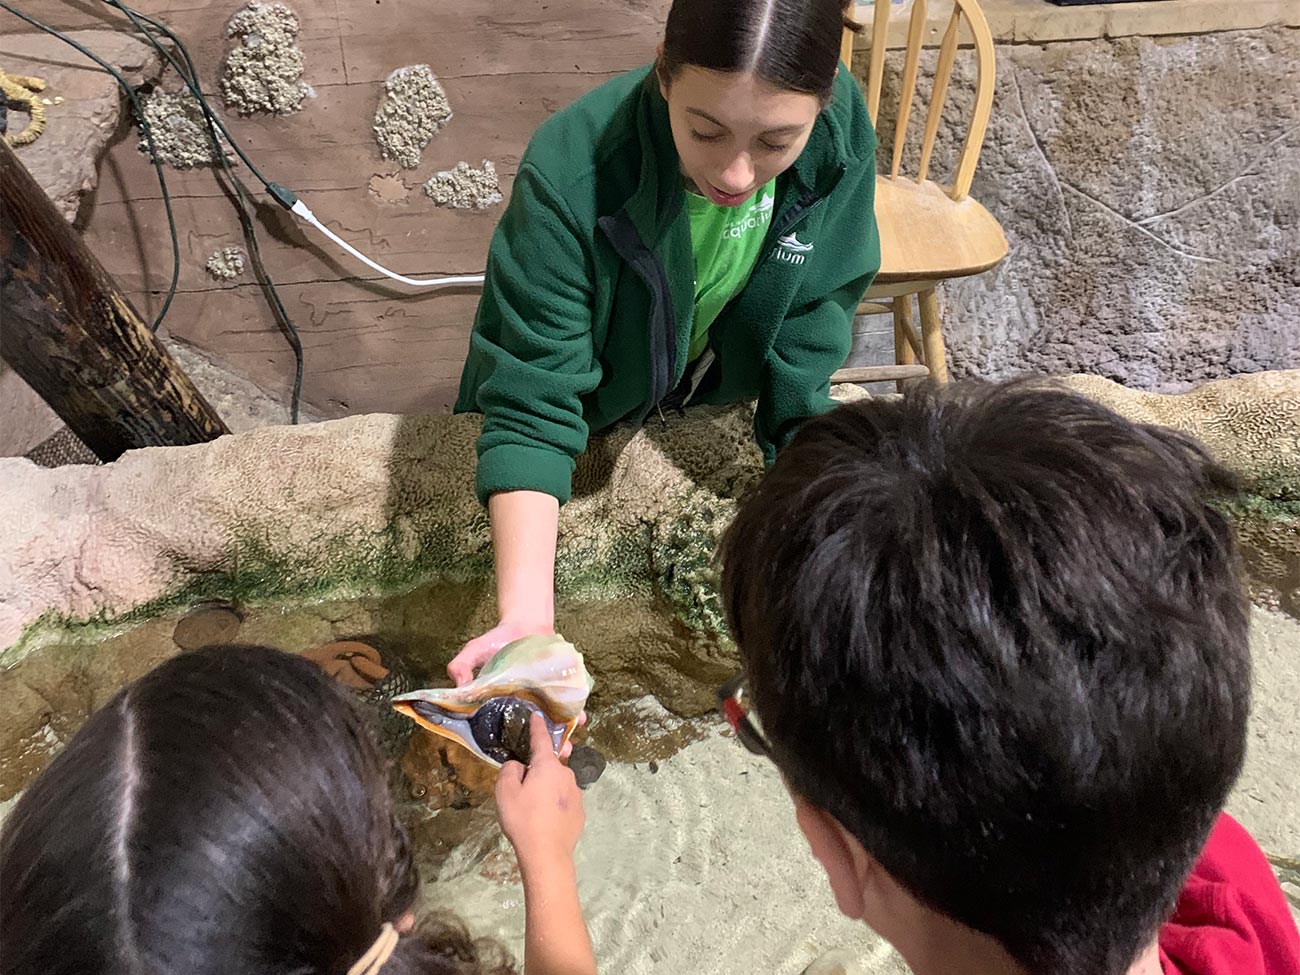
[99,1,286,196]
[0,0,180,333]
[99,0,304,420]
[2,0,304,421]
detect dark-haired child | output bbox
[719,380,1300,975]
[0,644,595,975]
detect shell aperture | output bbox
[392,634,593,769]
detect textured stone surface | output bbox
[2,372,1296,663]
[0,394,757,672]
[373,64,452,169]
[205,246,247,281]
[0,30,162,221]
[220,1,311,115]
[1059,371,1300,615]
[423,160,503,209]
[137,87,231,169]
[854,0,1300,49]
[862,29,1300,390]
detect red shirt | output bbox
[1160,813,1300,975]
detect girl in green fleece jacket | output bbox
[451,0,880,694]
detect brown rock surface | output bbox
[0,30,162,222]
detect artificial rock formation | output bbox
[863,29,1300,389]
[423,161,503,209]
[221,1,311,115]
[2,372,1296,669]
[0,30,163,221]
[373,65,452,169]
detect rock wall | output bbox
[7,9,1293,425]
[862,28,1300,389]
[2,372,1296,665]
[0,30,165,457]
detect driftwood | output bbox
[0,137,227,461]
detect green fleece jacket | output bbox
[456,64,880,504]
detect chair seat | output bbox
[873,176,1008,283]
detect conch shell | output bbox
[391,634,594,768]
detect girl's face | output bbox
[660,66,822,207]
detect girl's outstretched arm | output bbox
[495,714,596,975]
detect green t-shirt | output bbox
[686,180,776,362]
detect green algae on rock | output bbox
[2,374,1297,671]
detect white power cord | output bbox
[290,199,487,288]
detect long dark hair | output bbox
[0,644,514,975]
[661,0,860,99]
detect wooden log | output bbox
[0,138,228,461]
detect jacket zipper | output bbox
[696,188,832,373]
[656,189,832,420]
[597,213,680,428]
[648,164,843,424]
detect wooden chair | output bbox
[831,0,1007,388]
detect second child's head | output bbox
[0,644,513,975]
[719,381,1251,975]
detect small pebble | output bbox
[568,744,607,789]
[173,602,243,650]
[648,759,659,774]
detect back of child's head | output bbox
[0,643,513,975]
[719,380,1252,975]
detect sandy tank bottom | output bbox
[432,729,910,975]
[1,608,1296,974]
[424,608,1300,975]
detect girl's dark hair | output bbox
[660,0,861,99]
[0,644,514,975]
[720,381,1251,975]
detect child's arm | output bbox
[495,714,596,975]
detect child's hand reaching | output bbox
[496,713,586,870]
[495,714,595,975]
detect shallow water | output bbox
[0,579,736,799]
[432,729,910,975]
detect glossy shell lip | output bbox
[391,634,593,769]
[393,699,497,764]
[392,697,568,769]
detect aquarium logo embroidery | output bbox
[774,232,813,266]
[721,193,774,240]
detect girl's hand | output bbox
[496,714,586,872]
[448,619,551,686]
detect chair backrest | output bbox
[843,0,996,202]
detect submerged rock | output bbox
[569,744,607,789]
[172,602,243,650]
